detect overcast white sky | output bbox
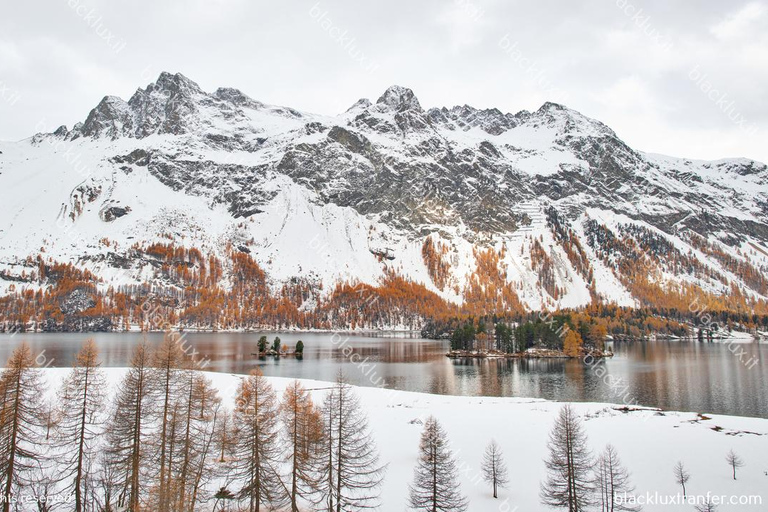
[1,0,766,162]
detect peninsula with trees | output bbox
[445,312,613,359]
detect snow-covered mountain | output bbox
[1,72,767,324]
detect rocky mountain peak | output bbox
[213,87,264,109]
[375,85,423,112]
[528,101,616,140]
[80,95,134,138]
[150,72,204,97]
[5,72,768,321]
[428,104,521,135]
[346,98,372,114]
[537,101,567,112]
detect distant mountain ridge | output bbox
[1,72,767,330]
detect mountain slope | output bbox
[1,72,767,330]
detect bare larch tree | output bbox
[105,341,154,511]
[55,339,106,512]
[232,368,285,511]
[673,461,690,499]
[407,416,468,512]
[316,372,386,512]
[151,336,185,512]
[281,380,323,512]
[174,369,222,511]
[216,409,235,464]
[481,439,509,499]
[695,498,718,512]
[725,449,744,480]
[0,342,45,512]
[593,444,640,512]
[540,404,593,512]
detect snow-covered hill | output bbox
[1,72,767,321]
[37,368,768,512]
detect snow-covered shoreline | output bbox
[38,368,768,512]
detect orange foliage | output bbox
[463,246,524,316]
[529,238,562,301]
[421,237,451,291]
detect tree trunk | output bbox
[129,369,145,512]
[432,443,437,512]
[291,404,299,512]
[2,371,22,512]
[74,366,91,512]
[335,388,343,512]
[158,363,172,511]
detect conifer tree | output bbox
[695,498,718,512]
[56,339,107,512]
[594,444,639,512]
[540,404,593,511]
[673,461,690,498]
[258,336,268,354]
[0,342,45,512]
[563,330,584,357]
[317,372,386,512]
[725,449,744,480]
[481,439,509,499]
[281,380,323,512]
[407,416,468,512]
[173,369,222,511]
[105,341,154,511]
[232,369,285,511]
[151,336,185,512]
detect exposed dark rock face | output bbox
[59,287,96,315]
[41,72,768,251]
[101,206,131,222]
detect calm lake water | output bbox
[0,332,766,418]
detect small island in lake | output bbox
[251,336,305,358]
[443,315,613,359]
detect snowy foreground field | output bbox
[42,368,768,511]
